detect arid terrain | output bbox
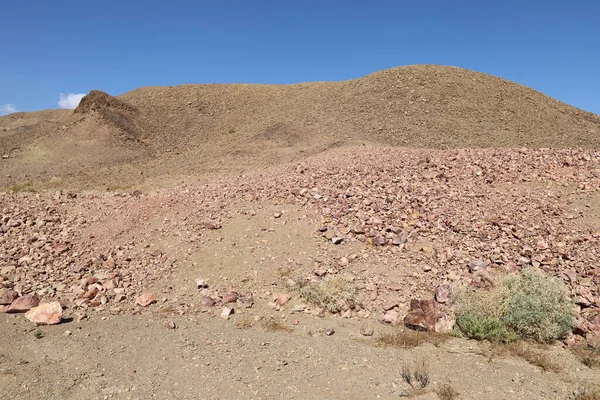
[1,65,600,399]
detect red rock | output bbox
[7,296,39,313]
[237,291,254,308]
[0,289,19,305]
[273,293,291,306]
[434,284,450,304]
[201,296,215,307]
[221,292,238,304]
[82,286,100,300]
[135,292,156,307]
[24,302,63,325]
[403,299,440,331]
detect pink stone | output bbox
[7,296,39,313]
[25,302,63,325]
[273,293,291,306]
[0,289,19,305]
[135,292,156,307]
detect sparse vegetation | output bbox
[298,276,357,314]
[262,318,293,333]
[235,317,254,330]
[489,341,562,373]
[377,329,448,349]
[576,385,600,400]
[33,329,44,339]
[436,383,459,400]
[402,359,430,390]
[454,268,575,343]
[9,183,36,193]
[228,128,236,134]
[573,344,600,369]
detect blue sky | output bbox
[1,0,599,115]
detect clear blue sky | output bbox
[1,0,599,115]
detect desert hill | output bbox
[1,64,599,190]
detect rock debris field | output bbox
[1,147,599,339]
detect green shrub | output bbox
[456,314,517,342]
[454,268,575,343]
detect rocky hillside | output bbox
[1,65,599,190]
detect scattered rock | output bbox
[135,292,156,307]
[325,328,335,336]
[201,296,216,307]
[0,289,19,305]
[195,278,208,289]
[380,309,400,326]
[220,307,234,319]
[165,320,176,329]
[360,325,374,336]
[331,237,343,245]
[7,296,39,313]
[24,302,63,325]
[434,284,450,304]
[273,293,291,306]
[221,291,239,304]
[403,299,440,331]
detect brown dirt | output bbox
[1,64,600,190]
[1,66,600,399]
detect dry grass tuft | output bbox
[402,359,430,390]
[377,329,449,349]
[573,345,600,369]
[298,276,357,314]
[489,341,561,373]
[8,183,36,193]
[235,317,254,330]
[262,318,293,333]
[436,383,459,400]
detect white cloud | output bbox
[58,93,86,109]
[0,103,17,116]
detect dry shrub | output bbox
[436,383,459,400]
[235,317,253,330]
[454,268,575,343]
[402,359,430,390]
[9,183,36,193]
[298,276,357,313]
[573,345,600,369]
[377,329,448,349]
[262,318,293,333]
[576,385,600,400]
[489,341,561,373]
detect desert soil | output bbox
[1,65,600,399]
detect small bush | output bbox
[299,277,357,314]
[454,268,575,343]
[262,318,293,333]
[377,329,448,349]
[437,383,459,400]
[9,183,36,193]
[228,128,236,134]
